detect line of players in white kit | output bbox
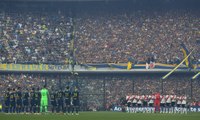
[126,94,188,114]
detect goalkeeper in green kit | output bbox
[40,85,49,113]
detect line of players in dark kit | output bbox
[50,86,80,115]
[3,86,80,115]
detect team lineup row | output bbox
[126,94,187,104]
[3,86,80,115]
[125,94,188,114]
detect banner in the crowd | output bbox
[0,64,73,71]
[83,63,200,70]
[109,64,128,69]
[48,65,69,70]
[0,63,199,71]
[113,106,200,112]
[0,64,49,71]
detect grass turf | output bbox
[0,112,200,120]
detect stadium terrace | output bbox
[0,0,200,119]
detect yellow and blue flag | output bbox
[127,61,132,70]
[180,43,191,68]
[127,57,134,70]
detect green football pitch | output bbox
[0,112,200,120]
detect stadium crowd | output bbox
[0,9,199,64]
[0,11,73,64]
[1,74,200,111]
[0,1,200,113]
[75,10,200,64]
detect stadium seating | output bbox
[0,10,199,64]
[0,1,199,112]
[75,10,199,64]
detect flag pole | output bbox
[162,49,194,80]
[192,72,200,80]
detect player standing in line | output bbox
[30,88,36,113]
[50,88,57,113]
[40,85,49,113]
[166,95,172,113]
[176,96,182,114]
[36,87,41,113]
[148,95,154,113]
[181,95,187,114]
[132,95,137,113]
[137,95,142,113]
[23,89,29,114]
[129,95,133,113]
[171,94,176,113]
[64,86,72,115]
[126,94,131,113]
[142,94,148,113]
[154,92,160,113]
[57,88,64,113]
[4,88,10,113]
[160,94,166,113]
[72,87,79,115]
[16,87,22,113]
[10,88,16,113]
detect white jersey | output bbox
[161,95,166,103]
[166,95,171,103]
[143,95,148,102]
[132,95,137,103]
[126,96,131,103]
[171,95,176,102]
[177,97,182,104]
[181,96,187,104]
[141,95,145,101]
[137,96,142,104]
[148,95,154,104]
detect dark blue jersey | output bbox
[4,92,10,102]
[57,91,64,100]
[37,91,41,101]
[35,92,41,102]
[10,92,15,102]
[50,91,57,101]
[64,90,71,100]
[15,91,22,100]
[72,91,79,100]
[30,91,36,101]
[23,92,29,100]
